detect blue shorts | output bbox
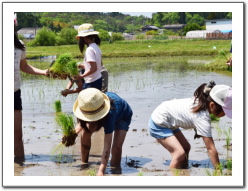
[83,77,102,91]
[115,119,131,132]
[148,118,181,139]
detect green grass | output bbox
[25,39,232,59]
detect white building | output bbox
[205,19,232,31]
[186,19,232,39]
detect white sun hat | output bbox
[76,23,99,39]
[210,85,232,118]
[73,88,110,122]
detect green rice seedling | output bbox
[53,100,62,114]
[86,168,97,176]
[49,53,78,78]
[66,60,78,76]
[215,124,223,139]
[172,169,181,176]
[204,167,223,176]
[210,114,220,123]
[55,113,78,147]
[225,159,232,170]
[137,171,144,176]
[223,127,232,146]
[50,142,65,163]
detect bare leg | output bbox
[174,131,191,168]
[80,122,99,163]
[14,110,24,158]
[110,130,127,165]
[157,135,186,169]
[80,130,92,163]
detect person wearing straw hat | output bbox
[73,88,133,176]
[14,13,49,160]
[73,23,103,91]
[148,81,232,171]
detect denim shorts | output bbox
[83,77,102,91]
[148,118,181,139]
[14,89,22,110]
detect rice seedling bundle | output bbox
[53,100,62,114]
[48,53,79,79]
[55,113,78,147]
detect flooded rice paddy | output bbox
[15,56,232,177]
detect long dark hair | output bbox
[14,32,25,50]
[192,81,217,113]
[192,81,223,139]
[78,34,101,53]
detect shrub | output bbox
[28,27,57,46]
[111,33,124,41]
[183,23,202,35]
[98,29,111,41]
[57,27,77,45]
[146,30,159,35]
[153,34,168,40]
[135,34,146,40]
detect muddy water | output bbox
[15,58,232,176]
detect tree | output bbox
[207,12,216,20]
[187,14,205,26]
[226,12,232,19]
[183,23,202,35]
[162,12,180,24]
[94,20,108,31]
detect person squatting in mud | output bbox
[148,81,232,170]
[73,88,133,176]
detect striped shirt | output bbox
[151,97,212,137]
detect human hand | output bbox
[61,89,69,97]
[72,75,82,81]
[45,69,50,77]
[96,171,104,176]
[75,124,83,134]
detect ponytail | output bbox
[192,80,216,113]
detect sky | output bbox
[121,12,154,18]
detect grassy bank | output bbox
[26,39,232,59]
[24,39,232,75]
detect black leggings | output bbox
[14,89,22,110]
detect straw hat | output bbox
[73,88,110,122]
[76,23,99,39]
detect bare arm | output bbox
[20,58,47,75]
[74,62,97,80]
[61,79,83,97]
[202,136,220,169]
[97,133,113,176]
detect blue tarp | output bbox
[221,30,232,33]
